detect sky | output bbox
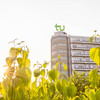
[0,0,100,78]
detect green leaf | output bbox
[63,63,67,71]
[33,64,36,67]
[16,47,21,54]
[38,86,44,97]
[79,95,87,100]
[6,57,13,67]
[56,79,67,93]
[85,89,96,100]
[31,81,37,90]
[5,67,15,78]
[89,69,99,88]
[33,69,40,78]
[65,83,77,98]
[48,69,59,81]
[56,80,63,92]
[9,47,18,57]
[16,68,31,85]
[48,83,55,99]
[89,47,100,66]
[55,62,59,70]
[95,88,100,100]
[41,69,45,77]
[24,59,30,68]
[17,57,23,68]
[23,50,28,59]
[14,78,22,88]
[43,63,47,68]
[73,96,81,100]
[14,86,25,100]
[62,79,68,88]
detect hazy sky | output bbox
[0,0,100,70]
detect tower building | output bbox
[51,31,100,77]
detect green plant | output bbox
[1,39,31,100]
[1,36,100,100]
[70,71,90,95]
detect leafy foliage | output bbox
[63,63,67,71]
[1,37,100,100]
[70,71,90,95]
[89,69,99,88]
[89,47,100,66]
[48,69,59,81]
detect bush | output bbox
[0,39,100,100]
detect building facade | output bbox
[51,31,100,77]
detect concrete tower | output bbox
[51,31,71,77]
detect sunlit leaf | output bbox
[95,88,100,100]
[48,69,59,81]
[85,89,96,100]
[74,95,87,100]
[56,80,63,92]
[17,57,23,68]
[16,47,21,54]
[16,68,31,85]
[6,57,13,67]
[73,96,81,100]
[43,63,47,68]
[14,78,22,88]
[63,63,67,71]
[33,69,40,78]
[23,50,28,59]
[79,95,87,100]
[89,47,100,66]
[41,69,45,77]
[47,83,55,99]
[24,59,30,68]
[65,83,77,98]
[89,69,99,88]
[9,47,18,57]
[56,79,67,93]
[55,62,59,70]
[4,67,15,78]
[14,86,25,100]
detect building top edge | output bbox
[52,31,67,38]
[51,32,100,40]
